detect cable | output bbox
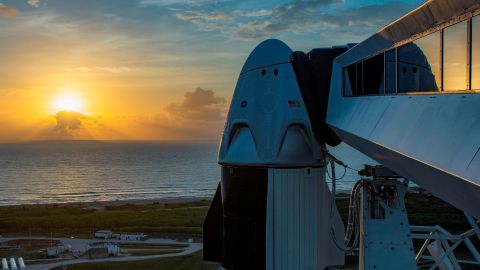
[326,162,347,180]
[324,150,360,173]
[324,149,372,253]
[328,160,361,253]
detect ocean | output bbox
[0,141,375,206]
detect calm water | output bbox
[0,141,374,206]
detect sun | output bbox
[51,93,84,113]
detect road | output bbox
[0,236,202,270]
[2,236,182,252]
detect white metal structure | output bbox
[324,1,480,269]
[89,242,120,255]
[327,0,480,219]
[354,166,417,270]
[204,0,480,269]
[94,230,113,239]
[119,232,146,241]
[266,168,343,270]
[411,224,480,269]
[17,258,25,270]
[1,258,8,270]
[8,259,16,270]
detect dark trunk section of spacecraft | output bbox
[203,183,224,262]
[203,166,268,269]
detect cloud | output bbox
[47,110,119,140]
[97,66,131,73]
[233,0,343,39]
[140,0,223,7]
[175,0,416,41]
[176,0,342,35]
[73,66,132,73]
[0,3,19,16]
[1,88,34,98]
[175,11,226,21]
[27,0,40,8]
[233,9,272,17]
[232,1,412,40]
[0,87,227,141]
[108,87,227,140]
[174,10,229,32]
[166,87,226,121]
[54,110,85,131]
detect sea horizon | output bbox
[0,140,220,206]
[0,138,222,145]
[0,140,375,206]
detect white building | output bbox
[89,243,120,256]
[119,232,147,241]
[8,258,16,270]
[47,247,61,257]
[17,258,26,270]
[94,230,113,239]
[2,258,8,270]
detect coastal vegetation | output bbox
[0,193,471,239]
[0,200,211,238]
[0,193,470,240]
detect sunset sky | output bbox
[0,0,423,142]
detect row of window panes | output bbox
[344,15,480,96]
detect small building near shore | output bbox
[119,232,147,241]
[88,247,109,259]
[94,230,113,239]
[88,242,120,259]
[47,245,70,257]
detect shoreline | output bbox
[0,186,429,209]
[0,196,213,209]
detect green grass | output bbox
[51,251,219,270]
[404,192,469,232]
[0,200,211,237]
[0,194,470,239]
[0,239,61,259]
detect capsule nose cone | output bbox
[240,39,293,74]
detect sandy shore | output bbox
[0,187,430,209]
[0,196,213,210]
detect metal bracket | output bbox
[358,165,417,270]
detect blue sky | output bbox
[0,0,424,92]
[0,0,425,140]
